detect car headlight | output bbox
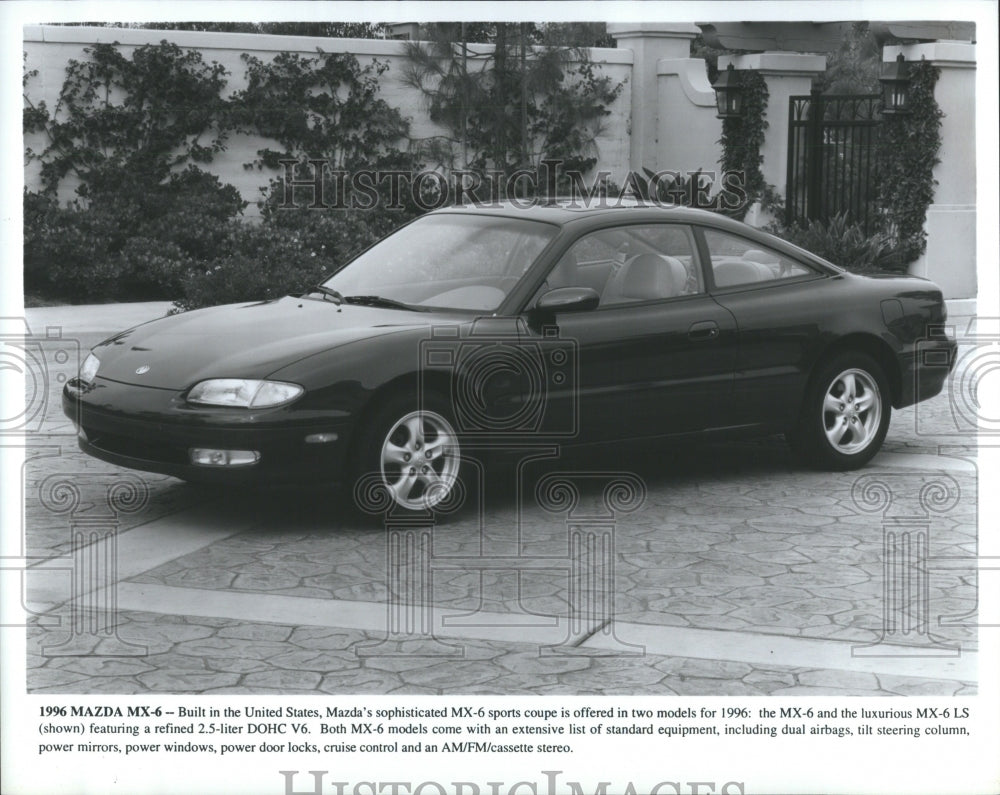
[79,353,100,384]
[187,379,304,408]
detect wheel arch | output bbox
[344,370,453,467]
[809,333,902,408]
[787,333,896,469]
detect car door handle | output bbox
[688,320,720,341]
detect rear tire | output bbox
[788,352,891,470]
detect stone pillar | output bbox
[655,57,721,177]
[608,23,702,172]
[719,52,826,225]
[884,42,976,299]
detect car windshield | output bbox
[322,213,558,312]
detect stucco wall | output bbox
[22,25,634,216]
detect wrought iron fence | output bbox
[786,92,882,234]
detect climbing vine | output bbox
[24,40,230,194]
[233,50,416,173]
[717,70,781,219]
[230,49,422,231]
[402,24,624,195]
[875,61,944,264]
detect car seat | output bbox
[602,254,688,304]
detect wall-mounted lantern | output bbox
[879,53,911,116]
[712,63,743,119]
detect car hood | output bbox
[92,296,436,389]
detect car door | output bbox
[522,223,739,443]
[696,225,829,429]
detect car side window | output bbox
[703,229,815,288]
[544,224,704,306]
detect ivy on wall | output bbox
[717,70,780,220]
[875,61,944,265]
[402,24,624,194]
[233,50,415,173]
[24,41,230,193]
[23,42,416,304]
[230,49,423,232]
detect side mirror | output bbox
[534,286,600,314]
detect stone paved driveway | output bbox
[20,303,982,695]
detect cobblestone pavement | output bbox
[27,609,974,697]
[20,303,983,695]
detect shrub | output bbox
[173,209,387,312]
[23,168,246,301]
[23,189,143,301]
[768,212,905,274]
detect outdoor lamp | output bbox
[879,53,911,116]
[712,63,743,119]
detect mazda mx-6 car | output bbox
[64,204,956,511]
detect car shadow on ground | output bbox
[178,434,799,530]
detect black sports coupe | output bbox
[64,204,956,511]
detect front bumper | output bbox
[63,378,354,485]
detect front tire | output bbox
[789,352,891,470]
[353,391,462,513]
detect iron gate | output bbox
[786,92,882,234]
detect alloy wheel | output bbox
[821,368,883,455]
[380,409,459,510]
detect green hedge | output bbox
[173,209,388,312]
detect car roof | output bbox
[428,198,844,276]
[428,199,755,231]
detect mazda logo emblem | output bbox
[135,365,151,375]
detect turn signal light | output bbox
[189,448,260,467]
